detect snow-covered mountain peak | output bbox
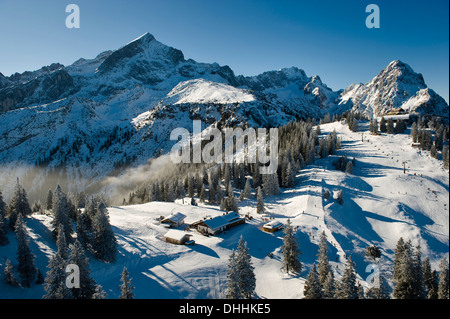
[96,32,185,75]
[163,78,255,105]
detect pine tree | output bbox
[412,244,425,298]
[366,272,390,299]
[284,162,295,188]
[44,248,72,299]
[56,224,69,260]
[236,236,256,299]
[3,259,19,287]
[379,117,387,133]
[52,185,72,242]
[8,179,32,230]
[68,240,97,299]
[386,119,394,134]
[256,186,264,214]
[281,219,302,274]
[225,250,242,299]
[317,231,331,285]
[303,263,323,299]
[91,202,117,262]
[442,145,449,170]
[199,183,206,203]
[438,257,449,299]
[119,267,135,299]
[393,238,415,299]
[337,257,358,299]
[0,190,8,245]
[411,122,418,143]
[15,215,36,288]
[323,271,336,299]
[423,257,438,299]
[92,285,107,299]
[46,189,53,210]
[243,178,252,199]
[0,211,9,246]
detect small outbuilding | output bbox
[160,212,186,228]
[164,229,192,245]
[262,220,284,233]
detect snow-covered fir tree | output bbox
[423,257,438,299]
[256,186,264,215]
[243,178,252,199]
[438,257,449,299]
[281,219,302,274]
[393,238,416,299]
[317,231,331,285]
[52,185,73,242]
[336,257,359,299]
[323,271,336,299]
[365,271,390,299]
[236,236,256,299]
[8,179,32,230]
[3,259,19,287]
[68,239,98,299]
[303,263,323,299]
[91,202,117,262]
[119,267,135,299]
[225,250,242,299]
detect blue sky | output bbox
[0,0,448,101]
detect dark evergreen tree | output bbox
[317,231,331,285]
[386,119,395,134]
[256,186,264,215]
[15,215,36,288]
[379,117,387,133]
[3,259,19,287]
[411,122,419,142]
[91,202,117,262]
[52,185,72,242]
[8,179,32,230]
[46,189,53,210]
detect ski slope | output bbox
[0,121,448,299]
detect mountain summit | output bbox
[0,33,448,201]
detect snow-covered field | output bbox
[1,121,448,299]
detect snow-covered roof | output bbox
[263,220,283,229]
[161,212,186,224]
[164,229,191,241]
[379,114,410,120]
[202,212,243,231]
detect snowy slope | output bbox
[1,121,448,299]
